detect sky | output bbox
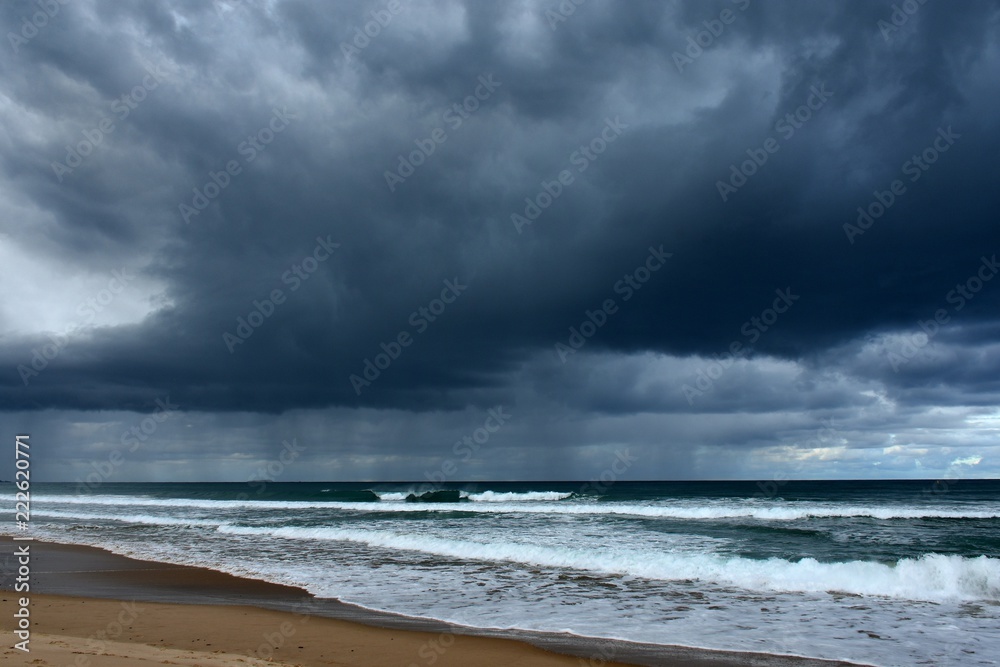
[1,0,999,484]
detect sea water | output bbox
[6,479,999,666]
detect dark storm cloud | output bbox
[2,0,999,427]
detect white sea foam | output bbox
[369,490,570,502]
[32,508,223,527]
[464,491,573,502]
[371,492,408,501]
[213,523,1000,602]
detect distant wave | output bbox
[214,523,1000,602]
[370,492,409,501]
[464,491,574,502]
[371,489,466,503]
[369,490,573,503]
[27,494,1000,520]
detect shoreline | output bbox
[1,537,869,667]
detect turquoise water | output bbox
[7,479,1000,666]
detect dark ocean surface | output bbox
[7,479,999,666]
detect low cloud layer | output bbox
[2,0,999,481]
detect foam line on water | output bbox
[27,494,1000,520]
[214,524,1000,602]
[32,508,224,527]
[464,491,573,502]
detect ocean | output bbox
[7,479,1000,666]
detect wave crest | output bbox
[213,524,1000,602]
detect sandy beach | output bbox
[1,537,867,667]
[2,593,635,667]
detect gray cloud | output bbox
[2,0,999,480]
